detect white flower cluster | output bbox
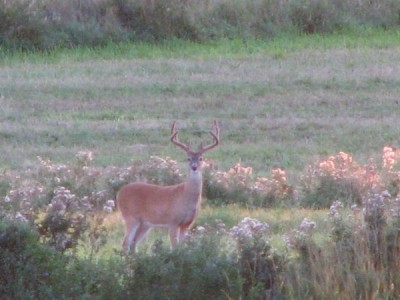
[284,217,316,249]
[103,199,115,213]
[329,200,344,219]
[229,217,269,240]
[363,192,388,225]
[3,182,46,222]
[49,186,77,214]
[299,218,317,233]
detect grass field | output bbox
[1,29,399,178]
[1,29,400,298]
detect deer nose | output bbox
[191,166,198,171]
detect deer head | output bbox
[170,120,219,172]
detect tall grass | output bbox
[1,0,400,51]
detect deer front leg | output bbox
[178,223,191,243]
[168,226,180,249]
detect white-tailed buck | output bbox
[117,121,219,253]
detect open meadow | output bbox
[1,29,400,299]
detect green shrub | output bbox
[0,220,125,299]
[300,152,372,208]
[290,0,340,33]
[301,175,362,208]
[0,221,74,299]
[1,0,400,51]
[122,237,241,299]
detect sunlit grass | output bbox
[1,27,400,65]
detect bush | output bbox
[121,217,286,299]
[123,240,240,299]
[0,221,75,298]
[285,195,400,299]
[1,0,400,51]
[300,152,378,208]
[0,220,126,299]
[204,163,295,208]
[1,152,115,254]
[290,0,340,33]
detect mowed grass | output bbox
[1,29,400,181]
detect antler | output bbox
[171,121,191,152]
[171,120,219,154]
[198,120,219,154]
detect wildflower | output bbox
[329,201,344,218]
[103,199,116,213]
[15,212,28,223]
[215,220,227,235]
[230,217,269,240]
[284,218,317,250]
[382,146,396,170]
[103,205,113,213]
[196,226,206,233]
[363,193,386,229]
[106,200,115,207]
[299,218,317,232]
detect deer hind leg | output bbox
[132,222,151,248]
[122,218,140,254]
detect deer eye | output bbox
[199,157,203,161]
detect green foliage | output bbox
[0,221,73,299]
[120,218,286,299]
[123,240,239,299]
[1,0,400,51]
[2,154,400,298]
[301,175,362,208]
[290,0,340,33]
[0,220,126,299]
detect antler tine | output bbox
[199,120,219,153]
[170,121,191,152]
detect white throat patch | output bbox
[189,170,202,181]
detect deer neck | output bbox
[184,170,203,204]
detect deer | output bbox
[117,121,219,253]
